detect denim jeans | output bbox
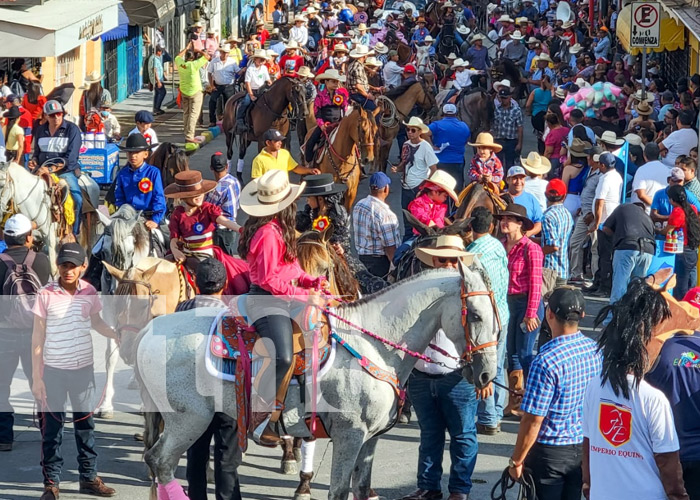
[401,186,420,240]
[682,460,700,500]
[506,295,544,375]
[477,325,507,427]
[408,370,478,494]
[349,93,378,112]
[595,229,613,292]
[495,138,518,170]
[674,246,699,301]
[208,84,235,124]
[0,329,32,444]
[59,170,82,235]
[610,249,653,304]
[524,443,583,500]
[153,83,167,112]
[39,365,97,485]
[236,94,252,123]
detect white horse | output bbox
[116,265,499,500]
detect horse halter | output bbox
[114,277,160,339]
[459,282,501,363]
[356,107,374,149]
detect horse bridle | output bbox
[114,277,160,339]
[460,282,501,363]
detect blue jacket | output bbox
[32,120,82,172]
[114,162,167,224]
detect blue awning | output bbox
[101,5,130,41]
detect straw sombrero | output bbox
[468,132,502,152]
[420,170,460,203]
[520,152,552,175]
[349,45,374,58]
[315,68,346,82]
[164,171,217,199]
[240,170,306,217]
[415,235,475,267]
[402,116,429,134]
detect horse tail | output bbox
[141,378,163,500]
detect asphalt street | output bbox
[0,111,606,499]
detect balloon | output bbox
[594,91,604,105]
[592,82,604,92]
[585,108,596,118]
[576,100,587,110]
[567,97,576,107]
[608,85,622,97]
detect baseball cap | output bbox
[369,171,391,189]
[404,64,417,74]
[546,178,567,198]
[43,100,64,115]
[210,152,227,172]
[548,286,585,322]
[443,103,457,115]
[3,213,32,237]
[507,166,526,178]
[560,68,572,78]
[388,50,398,57]
[135,110,154,123]
[5,93,18,104]
[56,242,87,266]
[683,287,700,312]
[195,257,227,294]
[598,152,616,169]
[498,88,511,98]
[670,167,685,182]
[263,129,285,142]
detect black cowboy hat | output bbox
[301,174,348,197]
[494,203,535,231]
[119,133,153,152]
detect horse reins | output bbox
[460,283,501,363]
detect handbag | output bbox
[524,240,559,299]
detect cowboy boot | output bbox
[503,369,524,418]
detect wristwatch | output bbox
[508,458,522,468]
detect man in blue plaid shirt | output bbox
[205,152,241,256]
[542,179,574,285]
[508,287,600,499]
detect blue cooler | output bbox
[79,143,120,185]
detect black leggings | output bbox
[253,314,294,402]
[305,126,324,163]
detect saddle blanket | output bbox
[204,307,337,384]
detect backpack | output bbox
[0,252,42,328]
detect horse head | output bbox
[417,76,438,115]
[352,107,377,165]
[163,144,189,187]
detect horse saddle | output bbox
[308,124,340,167]
[38,172,75,228]
[458,180,507,211]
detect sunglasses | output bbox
[437,257,459,264]
[407,128,422,133]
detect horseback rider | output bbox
[278,41,305,75]
[238,170,329,446]
[410,17,430,47]
[28,100,82,236]
[113,134,168,251]
[236,49,272,133]
[346,45,377,120]
[304,69,349,165]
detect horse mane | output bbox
[111,204,149,270]
[297,230,360,301]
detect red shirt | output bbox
[18,106,33,155]
[21,95,46,121]
[279,54,304,73]
[504,236,543,317]
[247,220,316,296]
[169,202,221,251]
[257,29,270,45]
[668,205,698,246]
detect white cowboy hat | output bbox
[83,70,104,85]
[315,68,346,82]
[374,42,389,54]
[632,89,655,103]
[306,6,318,13]
[468,132,502,152]
[555,87,567,99]
[402,116,430,134]
[515,17,528,24]
[526,36,539,44]
[297,66,315,78]
[192,21,203,28]
[487,2,498,14]
[369,23,381,30]
[357,23,368,31]
[497,15,514,23]
[520,152,552,175]
[569,43,583,54]
[286,40,300,49]
[625,133,643,146]
[294,15,307,22]
[333,43,350,53]
[421,170,460,203]
[441,0,456,8]
[266,49,278,60]
[240,170,306,218]
[451,58,467,69]
[493,79,511,92]
[349,45,374,58]
[255,19,265,26]
[253,48,268,60]
[415,235,475,267]
[219,43,232,52]
[510,30,524,40]
[562,20,574,29]
[447,52,458,59]
[364,56,382,67]
[424,35,434,42]
[470,33,486,42]
[574,77,591,88]
[535,53,552,63]
[457,25,470,35]
[599,130,624,146]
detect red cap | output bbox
[404,64,417,74]
[596,57,611,65]
[546,178,567,198]
[683,287,700,311]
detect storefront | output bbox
[669,6,700,75]
[0,0,120,117]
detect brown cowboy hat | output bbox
[164,171,217,199]
[494,203,535,231]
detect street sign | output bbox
[631,2,661,48]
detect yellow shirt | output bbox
[229,46,243,66]
[175,55,209,96]
[6,123,23,151]
[251,149,297,179]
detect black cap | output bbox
[498,88,511,98]
[195,258,227,294]
[57,242,87,266]
[263,128,285,142]
[210,152,227,172]
[548,286,585,322]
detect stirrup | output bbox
[252,416,287,447]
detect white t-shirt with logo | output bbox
[594,168,623,224]
[631,160,670,212]
[583,374,679,500]
[244,64,271,91]
[402,140,440,189]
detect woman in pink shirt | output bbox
[238,170,328,446]
[495,203,544,416]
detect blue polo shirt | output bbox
[513,191,544,223]
[428,117,470,164]
[114,162,167,224]
[651,187,700,238]
[646,331,700,462]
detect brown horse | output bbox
[454,181,510,221]
[222,76,307,172]
[147,142,189,187]
[435,88,494,140]
[374,77,437,173]
[312,107,377,210]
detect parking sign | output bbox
[631,2,661,48]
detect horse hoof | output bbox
[96,410,114,419]
[293,448,302,462]
[282,460,298,475]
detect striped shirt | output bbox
[32,280,102,370]
[542,203,574,279]
[521,332,601,445]
[352,195,401,256]
[504,236,543,318]
[468,234,510,328]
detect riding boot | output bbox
[503,369,524,418]
[252,361,295,447]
